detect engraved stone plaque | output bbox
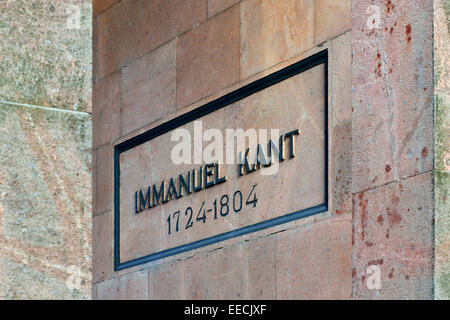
[114,51,328,270]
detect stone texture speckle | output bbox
[315,0,351,44]
[352,173,434,299]
[352,0,434,193]
[97,270,148,300]
[177,6,240,109]
[352,0,435,300]
[122,40,177,135]
[92,211,112,284]
[94,144,112,216]
[159,0,207,44]
[97,0,151,79]
[0,0,92,112]
[277,215,352,299]
[92,70,121,149]
[240,0,315,79]
[434,0,450,300]
[0,103,92,299]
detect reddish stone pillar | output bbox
[352,0,434,299]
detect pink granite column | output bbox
[352,0,434,299]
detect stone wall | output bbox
[92,0,352,299]
[0,0,92,299]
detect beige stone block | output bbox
[97,1,121,78]
[98,0,152,78]
[330,31,351,127]
[177,6,240,109]
[331,122,352,216]
[184,253,209,299]
[0,103,92,299]
[93,211,113,284]
[276,215,352,299]
[149,260,185,300]
[240,0,314,79]
[97,270,148,299]
[122,40,177,135]
[93,70,121,149]
[95,144,112,216]
[118,0,151,67]
[0,0,92,112]
[160,0,207,42]
[245,237,276,299]
[206,245,247,299]
[315,0,351,44]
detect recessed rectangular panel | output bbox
[114,51,328,270]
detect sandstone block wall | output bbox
[93,0,445,300]
[93,0,352,300]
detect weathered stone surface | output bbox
[159,0,207,43]
[0,258,88,299]
[352,0,434,193]
[144,215,350,300]
[330,32,352,217]
[92,70,121,149]
[92,211,112,284]
[315,0,351,44]
[0,0,92,112]
[245,236,277,299]
[0,102,92,299]
[177,6,240,109]
[208,0,240,18]
[95,143,112,216]
[205,244,247,299]
[331,122,352,217]
[97,270,148,299]
[148,260,186,300]
[352,173,434,299]
[240,0,314,79]
[331,31,352,127]
[96,0,120,79]
[122,40,176,135]
[277,215,352,299]
[97,0,150,79]
[184,252,209,299]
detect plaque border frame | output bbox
[114,50,329,271]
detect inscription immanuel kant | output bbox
[114,51,328,270]
[134,129,299,214]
